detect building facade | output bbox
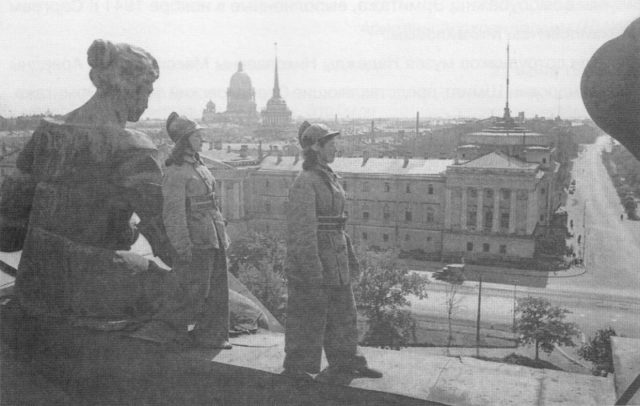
[202,145,560,265]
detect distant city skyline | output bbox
[0,1,636,120]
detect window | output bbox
[426,207,435,223]
[483,243,490,252]
[344,210,349,218]
[500,212,509,229]
[502,189,511,200]
[383,205,391,221]
[406,183,411,193]
[383,234,389,242]
[405,211,412,222]
[467,211,477,228]
[362,232,368,240]
[542,158,547,164]
[363,211,370,220]
[428,184,434,195]
[405,234,410,241]
[384,182,391,192]
[469,188,477,198]
[466,242,473,251]
[342,181,347,191]
[484,210,493,229]
[486,189,493,199]
[265,224,270,233]
[541,187,546,195]
[265,202,271,214]
[499,244,507,254]
[363,182,370,192]
[539,214,545,222]
[427,236,432,242]
[265,179,269,188]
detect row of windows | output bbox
[361,208,435,223]
[465,210,510,229]
[343,181,435,195]
[466,242,508,254]
[361,232,434,243]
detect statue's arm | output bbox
[114,149,175,266]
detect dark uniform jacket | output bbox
[285,162,359,286]
[162,155,230,257]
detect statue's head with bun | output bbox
[66,39,159,127]
[582,18,640,160]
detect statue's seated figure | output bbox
[0,39,278,338]
[6,40,173,321]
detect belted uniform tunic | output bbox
[283,161,367,373]
[158,154,231,343]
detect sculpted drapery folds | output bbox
[8,40,178,321]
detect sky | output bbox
[0,0,637,120]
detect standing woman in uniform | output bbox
[282,121,382,380]
[161,112,232,349]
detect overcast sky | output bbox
[0,0,637,120]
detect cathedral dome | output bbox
[206,100,215,109]
[229,62,253,90]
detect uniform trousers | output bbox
[156,247,229,342]
[284,281,367,374]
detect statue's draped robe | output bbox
[15,119,175,320]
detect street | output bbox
[409,136,640,342]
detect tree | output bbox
[227,231,287,324]
[432,265,465,351]
[578,327,617,376]
[353,248,430,349]
[514,296,580,360]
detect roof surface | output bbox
[457,151,539,170]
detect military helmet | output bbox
[298,121,340,150]
[166,112,202,144]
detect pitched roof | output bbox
[457,151,539,170]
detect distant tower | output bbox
[261,43,292,129]
[226,61,258,122]
[202,100,217,122]
[503,43,513,124]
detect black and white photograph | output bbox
[0,1,638,404]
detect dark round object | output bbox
[581,18,640,159]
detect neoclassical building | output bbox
[260,55,292,128]
[201,140,560,265]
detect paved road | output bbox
[553,136,640,296]
[409,136,640,341]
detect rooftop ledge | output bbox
[1,299,615,406]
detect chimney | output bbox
[362,150,370,166]
[403,155,410,168]
[240,144,248,158]
[370,120,375,143]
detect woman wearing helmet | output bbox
[282,121,382,380]
[159,112,232,349]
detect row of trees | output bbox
[602,144,640,219]
[228,231,617,375]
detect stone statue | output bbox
[3,40,177,324]
[582,17,640,159]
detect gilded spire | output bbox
[273,42,280,98]
[503,42,511,121]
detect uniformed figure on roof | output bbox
[282,121,383,380]
[156,112,232,349]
